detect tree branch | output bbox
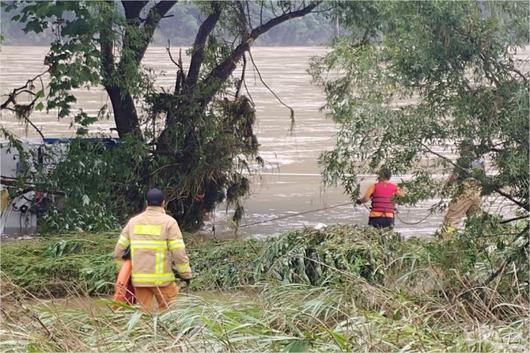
[235,53,247,98]
[259,1,264,25]
[245,0,253,29]
[200,1,322,108]
[100,12,115,79]
[249,1,321,39]
[482,225,529,287]
[235,0,250,37]
[166,41,186,95]
[3,105,45,140]
[421,143,529,211]
[122,1,148,19]
[117,1,176,73]
[166,41,183,70]
[511,67,528,83]
[105,1,176,139]
[0,70,49,110]
[248,49,295,125]
[136,0,177,64]
[185,2,222,89]
[500,215,529,224]
[243,75,254,106]
[494,188,529,211]
[1,70,48,140]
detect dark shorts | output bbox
[368,217,394,229]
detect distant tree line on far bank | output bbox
[1,2,335,46]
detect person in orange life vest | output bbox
[355,168,403,229]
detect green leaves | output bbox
[23,20,46,33]
[44,239,82,257]
[36,139,127,232]
[312,1,529,212]
[256,225,401,286]
[282,338,311,352]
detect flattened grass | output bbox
[1,224,528,351]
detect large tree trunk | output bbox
[105,1,322,228]
[106,86,142,139]
[101,1,178,140]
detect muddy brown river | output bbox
[0,46,521,238]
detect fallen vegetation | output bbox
[1,222,528,352]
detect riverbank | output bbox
[1,224,528,351]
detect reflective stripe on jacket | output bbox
[113,206,192,287]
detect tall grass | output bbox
[1,278,528,352]
[1,222,528,351]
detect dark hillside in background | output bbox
[1,3,335,46]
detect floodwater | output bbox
[0,46,521,239]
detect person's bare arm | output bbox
[356,184,375,204]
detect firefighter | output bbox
[439,147,485,240]
[113,188,192,313]
[356,168,403,229]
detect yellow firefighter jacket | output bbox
[113,206,192,287]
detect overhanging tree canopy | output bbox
[311,1,529,215]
